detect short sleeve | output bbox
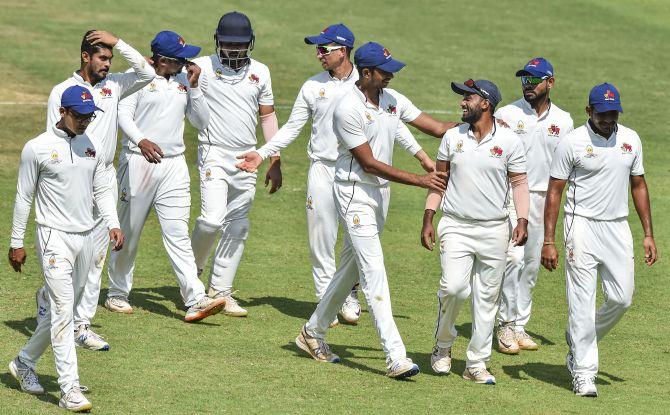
[436,133,450,161]
[507,136,527,173]
[333,106,366,150]
[549,136,575,179]
[631,134,645,176]
[259,69,274,106]
[393,90,421,123]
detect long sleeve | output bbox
[256,87,311,159]
[185,86,210,131]
[92,157,120,230]
[117,90,144,146]
[11,143,39,248]
[46,87,61,130]
[113,39,156,99]
[394,122,422,156]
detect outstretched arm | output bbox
[408,112,460,138]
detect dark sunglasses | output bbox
[69,109,96,122]
[520,76,548,86]
[157,54,190,66]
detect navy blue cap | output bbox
[589,83,623,113]
[451,79,502,108]
[151,31,201,59]
[61,86,102,114]
[216,11,254,43]
[516,57,554,78]
[304,23,354,48]
[354,42,405,73]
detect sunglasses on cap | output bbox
[520,76,548,86]
[157,54,191,66]
[316,45,345,57]
[464,79,491,98]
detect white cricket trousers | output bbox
[564,214,634,377]
[191,144,256,294]
[498,191,546,330]
[306,182,407,364]
[435,215,511,369]
[73,164,116,326]
[19,225,93,393]
[107,150,206,307]
[306,160,339,299]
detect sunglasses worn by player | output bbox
[68,108,96,123]
[316,45,345,57]
[521,76,548,85]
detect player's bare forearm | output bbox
[409,113,459,138]
[631,175,654,237]
[543,177,566,243]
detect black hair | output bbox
[80,29,112,63]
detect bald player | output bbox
[542,83,657,397]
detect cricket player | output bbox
[189,11,282,317]
[295,42,459,379]
[43,30,155,350]
[106,31,226,322]
[494,58,574,354]
[421,79,529,384]
[541,83,657,397]
[235,23,435,326]
[8,86,123,412]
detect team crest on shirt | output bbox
[47,255,58,270]
[317,88,326,100]
[85,148,96,158]
[387,104,397,115]
[215,68,224,78]
[177,84,188,93]
[515,120,525,134]
[352,214,361,228]
[148,82,158,92]
[100,87,113,98]
[50,149,62,164]
[567,248,574,263]
[364,111,374,124]
[548,124,561,137]
[585,145,597,158]
[490,146,503,158]
[120,187,128,202]
[454,140,464,153]
[621,142,633,154]
[249,74,260,84]
[204,168,212,181]
[306,196,314,210]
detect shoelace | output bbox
[433,347,450,358]
[314,339,333,357]
[499,328,516,345]
[63,386,86,403]
[390,358,411,371]
[469,368,489,378]
[110,297,128,307]
[83,326,105,341]
[20,367,40,387]
[574,376,595,389]
[516,330,532,340]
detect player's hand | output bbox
[419,156,435,173]
[265,157,282,194]
[109,228,125,251]
[512,218,528,246]
[8,247,27,273]
[86,31,119,48]
[643,236,658,266]
[186,63,201,88]
[235,151,263,173]
[421,222,436,251]
[138,139,164,163]
[541,244,559,271]
[418,171,448,192]
[496,118,510,128]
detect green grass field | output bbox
[1,0,669,413]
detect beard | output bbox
[461,106,482,124]
[524,88,548,105]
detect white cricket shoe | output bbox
[573,375,598,397]
[8,357,44,394]
[430,345,452,374]
[514,329,539,350]
[35,286,48,324]
[105,296,133,314]
[340,290,361,324]
[497,325,520,355]
[386,357,420,379]
[463,367,496,384]
[329,316,340,328]
[208,289,248,317]
[295,326,340,363]
[185,296,226,322]
[74,324,109,351]
[59,386,92,412]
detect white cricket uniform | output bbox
[255,69,423,299]
[11,126,119,393]
[434,123,526,369]
[106,72,210,306]
[550,122,644,377]
[494,99,573,330]
[305,85,421,364]
[45,39,155,326]
[189,56,273,295]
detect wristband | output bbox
[543,241,555,246]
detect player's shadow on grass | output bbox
[1,372,60,405]
[502,363,625,391]
[4,317,36,338]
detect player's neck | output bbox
[358,84,381,107]
[155,65,173,80]
[531,96,550,116]
[77,68,101,87]
[329,60,353,80]
[470,115,494,141]
[55,120,76,138]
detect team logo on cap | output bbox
[454,140,464,153]
[47,255,58,270]
[178,36,186,47]
[548,124,561,137]
[604,90,616,101]
[383,48,391,59]
[585,145,597,158]
[120,187,128,202]
[249,74,260,84]
[515,120,525,134]
[85,148,96,158]
[306,196,313,210]
[100,88,112,98]
[177,84,188,93]
[489,146,503,158]
[387,104,397,115]
[528,59,541,67]
[621,142,633,154]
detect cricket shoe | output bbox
[8,357,44,394]
[430,345,452,374]
[104,296,133,314]
[386,357,420,379]
[59,386,92,412]
[329,317,340,328]
[463,367,496,384]
[185,296,226,322]
[496,325,520,355]
[295,326,340,363]
[573,375,598,397]
[514,329,539,350]
[208,289,248,317]
[74,324,109,351]
[339,290,361,324]
[35,286,48,324]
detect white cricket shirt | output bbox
[333,86,422,187]
[118,72,209,157]
[46,39,155,166]
[495,99,573,191]
[194,55,273,149]
[550,122,644,221]
[438,123,527,221]
[11,125,120,248]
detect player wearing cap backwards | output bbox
[42,30,155,351]
[8,86,123,412]
[542,83,657,397]
[189,11,282,317]
[493,58,574,354]
[105,31,226,322]
[421,79,529,384]
[235,24,434,326]
[295,42,459,379]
